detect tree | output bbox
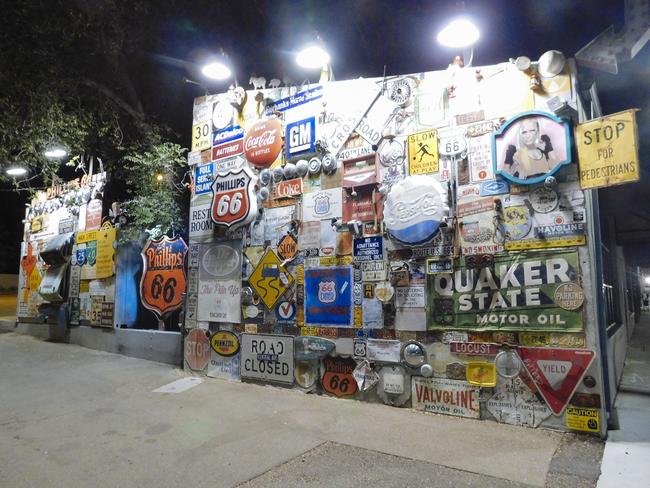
[0,0,188,240]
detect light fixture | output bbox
[44,148,67,158]
[201,60,231,80]
[437,17,480,48]
[296,45,331,69]
[6,166,27,177]
[644,276,650,285]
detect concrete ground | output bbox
[598,315,650,487]
[0,331,603,488]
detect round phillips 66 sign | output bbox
[140,236,188,318]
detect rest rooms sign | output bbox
[240,334,294,385]
[428,249,583,331]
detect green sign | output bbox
[427,249,583,332]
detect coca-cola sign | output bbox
[244,118,283,168]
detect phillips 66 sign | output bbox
[140,236,188,318]
[210,166,258,231]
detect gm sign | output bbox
[286,116,315,158]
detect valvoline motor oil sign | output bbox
[304,266,353,327]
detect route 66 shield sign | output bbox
[210,166,258,231]
[140,236,188,318]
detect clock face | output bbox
[389,78,414,107]
[212,99,233,131]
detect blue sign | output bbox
[264,86,323,116]
[75,248,86,266]
[353,236,383,262]
[212,125,244,146]
[194,162,213,195]
[305,266,353,327]
[480,177,510,196]
[286,116,316,158]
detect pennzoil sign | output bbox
[211,167,258,230]
[140,236,188,318]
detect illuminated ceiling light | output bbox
[645,276,650,285]
[44,148,67,158]
[6,166,28,177]
[296,45,331,69]
[436,18,480,48]
[201,60,232,80]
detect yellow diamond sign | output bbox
[249,248,294,310]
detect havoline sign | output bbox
[427,249,583,331]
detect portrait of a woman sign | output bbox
[492,111,572,185]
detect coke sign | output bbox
[140,236,188,318]
[243,118,283,168]
[210,166,258,230]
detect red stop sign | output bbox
[185,328,210,371]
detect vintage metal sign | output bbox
[286,116,316,158]
[191,121,211,152]
[212,139,243,162]
[304,266,354,327]
[395,286,425,308]
[140,236,188,318]
[271,178,303,200]
[366,339,401,363]
[383,175,449,245]
[450,342,499,356]
[575,109,639,190]
[249,248,294,310]
[428,249,584,331]
[426,258,452,274]
[210,166,258,230]
[493,111,573,185]
[566,406,600,433]
[407,129,439,175]
[322,357,358,398]
[197,241,242,323]
[207,350,240,381]
[185,328,210,371]
[412,377,480,418]
[302,188,343,221]
[486,376,552,427]
[277,234,298,261]
[240,333,294,385]
[294,336,335,361]
[243,118,283,168]
[518,347,596,415]
[210,330,240,357]
[194,162,213,195]
[353,236,383,262]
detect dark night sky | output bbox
[2,0,648,272]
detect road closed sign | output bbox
[240,334,294,385]
[575,109,640,190]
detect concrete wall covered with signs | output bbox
[17,173,119,329]
[186,58,606,435]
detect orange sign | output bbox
[140,236,188,318]
[277,234,298,261]
[321,357,358,397]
